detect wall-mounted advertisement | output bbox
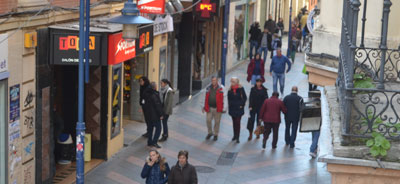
[111,64,122,139]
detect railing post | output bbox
[360,0,367,48]
[377,0,392,89]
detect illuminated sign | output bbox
[137,0,165,14]
[108,32,136,65]
[136,25,153,55]
[58,36,95,51]
[195,0,219,21]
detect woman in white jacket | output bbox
[159,79,174,142]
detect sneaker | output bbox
[232,137,236,141]
[213,135,218,141]
[309,152,317,158]
[142,133,148,138]
[206,134,213,140]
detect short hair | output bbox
[178,150,189,159]
[256,78,263,82]
[230,77,240,84]
[272,92,279,97]
[150,82,157,90]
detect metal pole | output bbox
[243,0,250,59]
[377,0,392,89]
[360,0,367,48]
[286,0,292,57]
[85,0,90,83]
[76,0,86,182]
[221,0,230,86]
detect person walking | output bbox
[247,78,269,140]
[259,92,287,149]
[202,77,224,141]
[270,48,292,95]
[264,14,277,35]
[227,77,247,143]
[141,149,170,184]
[277,18,284,41]
[168,150,198,184]
[248,22,262,60]
[159,79,174,142]
[258,28,269,62]
[271,33,282,58]
[283,86,303,148]
[140,77,151,138]
[142,80,164,148]
[247,53,265,85]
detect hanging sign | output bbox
[51,33,102,65]
[0,34,8,74]
[137,0,165,14]
[195,0,219,21]
[154,15,174,36]
[136,25,154,55]
[108,33,136,65]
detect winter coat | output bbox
[283,93,304,122]
[141,161,170,184]
[249,86,269,112]
[259,96,287,123]
[168,162,198,184]
[249,25,262,42]
[161,87,174,115]
[247,59,265,82]
[142,87,164,123]
[228,86,247,117]
[204,84,224,113]
[277,21,284,32]
[264,19,277,34]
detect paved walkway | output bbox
[85,51,332,184]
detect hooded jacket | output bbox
[141,157,170,184]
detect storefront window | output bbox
[0,80,7,184]
[234,5,246,63]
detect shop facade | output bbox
[0,33,9,184]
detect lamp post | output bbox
[286,0,293,58]
[108,0,153,41]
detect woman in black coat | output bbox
[228,77,247,143]
[247,78,269,140]
[141,81,164,148]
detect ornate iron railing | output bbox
[337,0,400,139]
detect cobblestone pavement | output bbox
[85,52,332,184]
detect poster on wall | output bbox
[111,64,122,139]
[10,84,20,123]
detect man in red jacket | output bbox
[202,77,224,141]
[259,92,287,149]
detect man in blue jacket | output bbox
[270,48,291,95]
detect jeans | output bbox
[249,40,259,60]
[272,72,285,94]
[258,46,268,62]
[147,120,161,146]
[251,75,261,85]
[285,120,299,147]
[161,115,169,136]
[231,116,242,139]
[263,122,280,148]
[206,108,222,136]
[310,131,320,153]
[247,109,261,132]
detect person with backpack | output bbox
[141,149,170,184]
[159,79,174,142]
[227,77,247,143]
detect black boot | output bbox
[159,135,168,142]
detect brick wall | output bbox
[0,0,18,14]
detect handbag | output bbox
[254,125,264,136]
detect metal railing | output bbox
[337,0,400,139]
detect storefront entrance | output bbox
[0,79,7,184]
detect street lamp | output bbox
[108,0,154,41]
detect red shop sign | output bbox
[108,32,136,65]
[137,0,165,14]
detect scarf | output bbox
[231,85,239,94]
[160,86,169,104]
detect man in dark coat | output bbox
[140,77,151,138]
[259,92,287,149]
[168,150,198,184]
[283,86,303,148]
[142,82,164,148]
[264,14,277,34]
[248,22,262,60]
